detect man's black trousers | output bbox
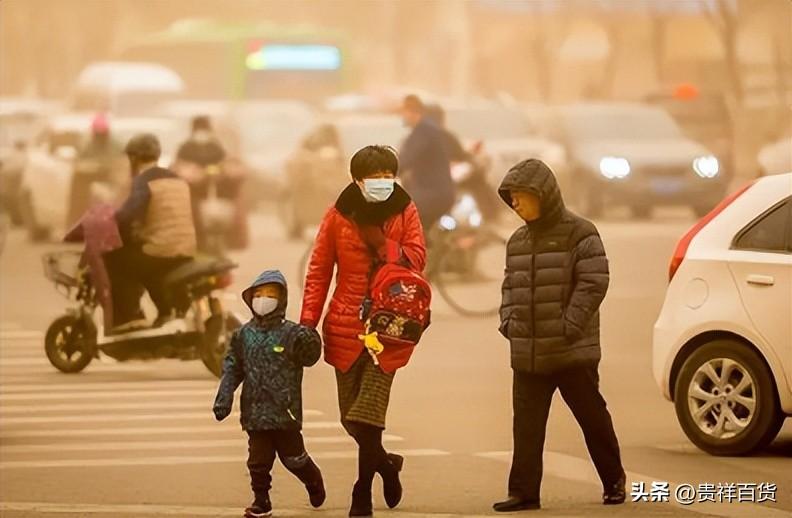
[508,364,624,502]
[104,246,188,326]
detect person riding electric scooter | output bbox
[104,133,197,334]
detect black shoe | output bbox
[603,473,626,505]
[349,481,373,517]
[306,476,326,508]
[379,453,403,509]
[244,495,272,518]
[493,496,541,512]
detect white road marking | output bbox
[0,434,404,454]
[0,501,487,517]
[0,358,55,366]
[0,342,46,352]
[0,422,344,439]
[0,329,44,344]
[0,322,22,331]
[0,401,323,414]
[0,424,238,439]
[0,411,327,425]
[0,365,150,375]
[0,388,217,401]
[0,379,216,393]
[477,451,789,518]
[0,448,449,469]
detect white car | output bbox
[757,133,791,177]
[72,61,184,117]
[550,103,727,219]
[443,103,566,185]
[654,172,792,455]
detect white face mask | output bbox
[252,296,279,316]
[359,178,395,203]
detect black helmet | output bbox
[124,133,161,162]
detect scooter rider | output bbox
[175,115,229,251]
[104,133,197,334]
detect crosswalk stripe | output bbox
[0,330,44,340]
[0,435,404,454]
[0,424,240,439]
[0,448,450,470]
[0,350,44,359]
[0,322,22,331]
[0,379,216,393]
[0,422,344,439]
[0,402,323,414]
[0,388,216,401]
[0,344,44,354]
[0,365,150,375]
[0,412,329,425]
[0,501,488,517]
[1,358,57,366]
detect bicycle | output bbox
[297,193,506,318]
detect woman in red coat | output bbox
[301,145,426,517]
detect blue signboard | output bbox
[246,44,342,71]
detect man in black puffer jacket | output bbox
[493,159,626,513]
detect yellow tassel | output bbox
[358,330,385,355]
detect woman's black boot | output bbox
[349,481,373,517]
[378,453,403,508]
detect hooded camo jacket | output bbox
[213,270,321,431]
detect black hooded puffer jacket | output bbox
[498,159,609,374]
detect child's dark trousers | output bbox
[247,430,322,499]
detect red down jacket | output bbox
[300,201,426,373]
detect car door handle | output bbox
[746,274,775,286]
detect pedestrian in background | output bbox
[301,145,426,517]
[399,94,455,232]
[494,159,626,512]
[214,270,325,518]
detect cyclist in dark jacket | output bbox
[399,95,454,231]
[213,269,325,518]
[494,159,625,513]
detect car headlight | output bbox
[439,215,457,231]
[599,157,631,180]
[693,155,719,178]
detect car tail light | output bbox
[668,181,755,282]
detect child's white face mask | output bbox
[252,296,279,316]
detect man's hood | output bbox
[498,158,565,226]
[242,269,288,322]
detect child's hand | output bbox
[213,404,231,421]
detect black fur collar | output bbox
[334,182,411,226]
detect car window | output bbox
[733,197,791,253]
[561,107,682,141]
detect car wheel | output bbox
[674,339,783,456]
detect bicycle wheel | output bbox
[433,227,506,317]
